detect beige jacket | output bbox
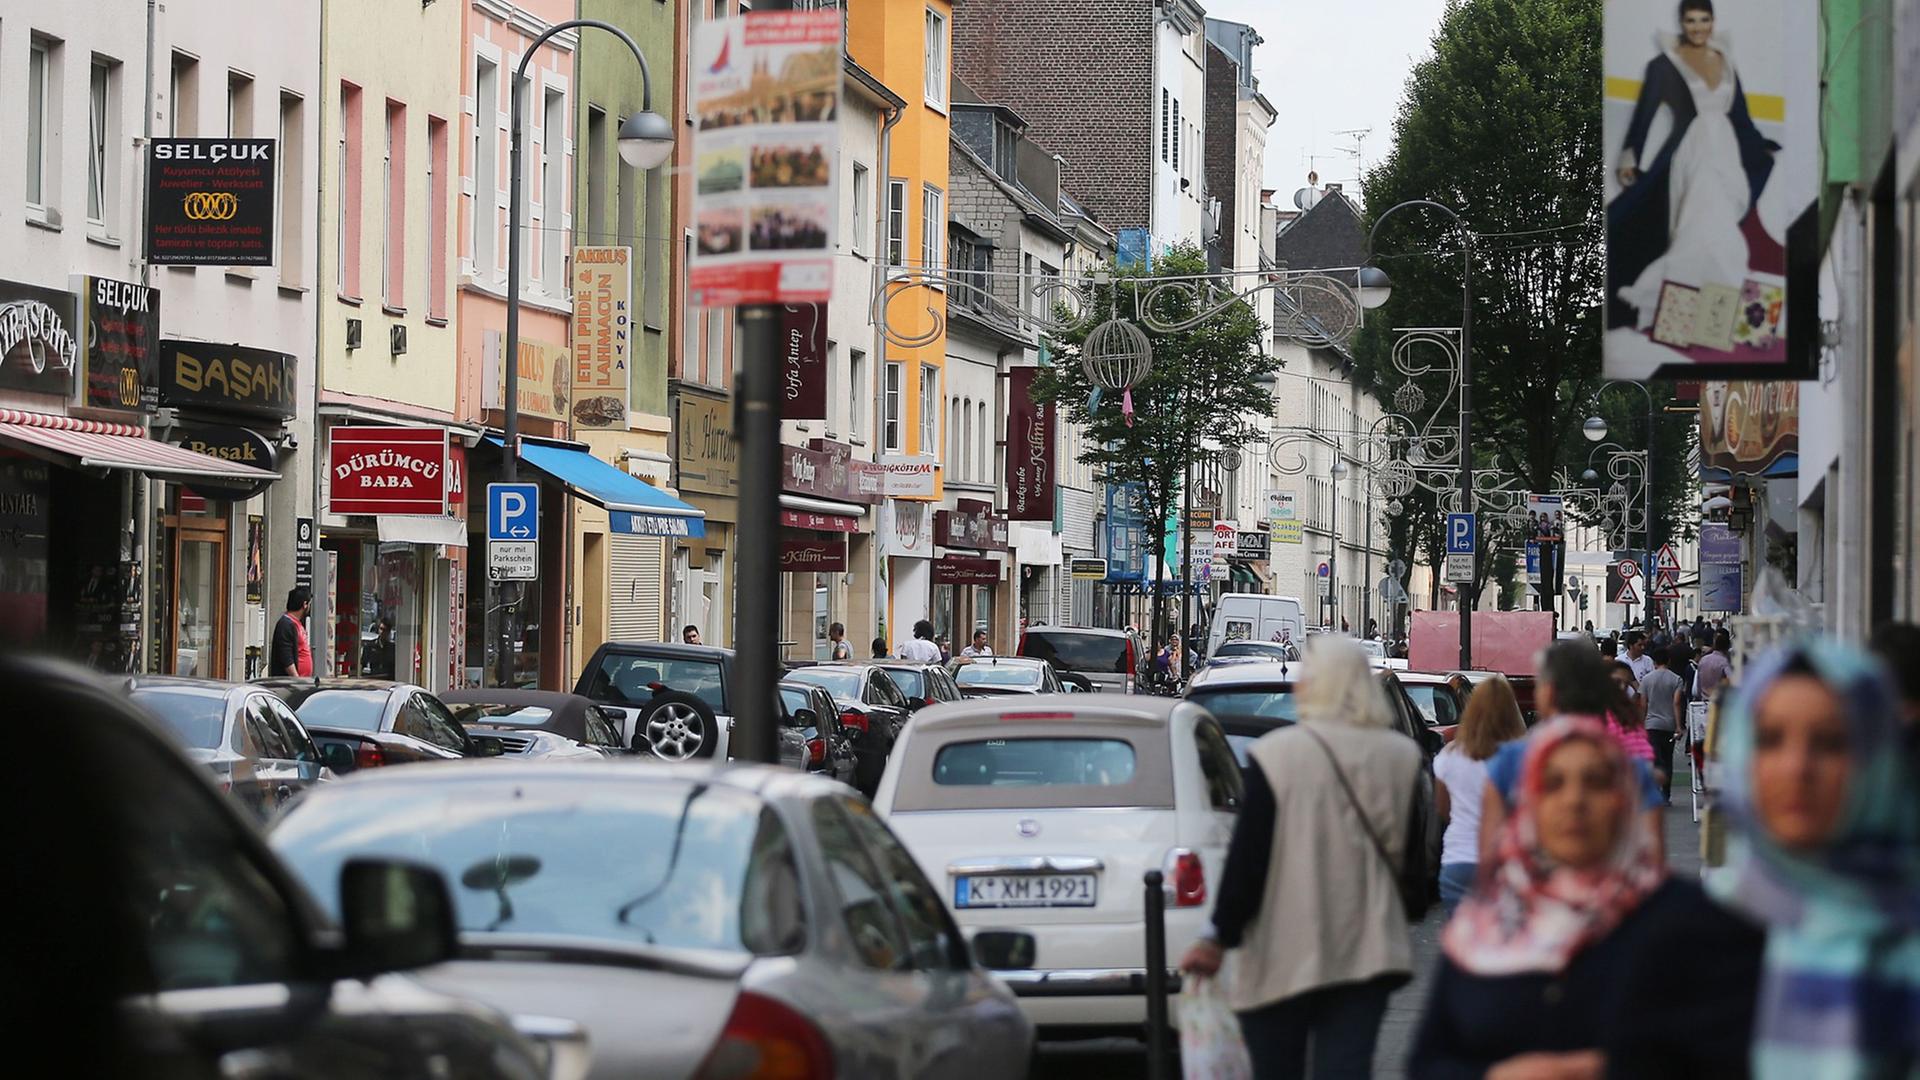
[1228,718,1423,1012]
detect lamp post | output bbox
[497,20,673,689]
[1583,379,1656,626]
[1364,200,1474,667]
[1329,456,1348,631]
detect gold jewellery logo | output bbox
[181,191,240,221]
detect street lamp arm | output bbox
[514,19,657,110]
[1366,198,1467,256]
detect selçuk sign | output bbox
[327,426,448,516]
[146,138,277,266]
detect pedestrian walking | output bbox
[1640,646,1687,802]
[1433,675,1527,915]
[1608,659,1656,765]
[960,629,993,658]
[682,624,702,645]
[827,622,852,661]
[1412,716,1758,1079]
[897,619,942,663]
[1696,629,1733,699]
[870,636,889,659]
[1623,631,1655,684]
[1704,640,1920,1079]
[1668,637,1698,703]
[1180,636,1424,1077]
[270,587,314,678]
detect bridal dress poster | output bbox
[1603,0,1817,380]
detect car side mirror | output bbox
[469,734,506,757]
[336,858,459,978]
[1419,728,1444,757]
[792,708,818,729]
[320,742,355,772]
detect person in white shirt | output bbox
[960,629,993,658]
[897,619,943,663]
[1432,674,1529,915]
[1623,631,1655,685]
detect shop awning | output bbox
[0,416,279,483]
[377,515,468,548]
[489,436,705,539]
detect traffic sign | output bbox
[488,482,540,542]
[1655,544,1680,573]
[1614,578,1641,605]
[1316,562,1330,578]
[1616,558,1640,580]
[1651,569,1681,600]
[1446,513,1476,555]
[1445,553,1475,583]
[488,540,537,581]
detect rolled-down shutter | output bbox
[609,535,668,643]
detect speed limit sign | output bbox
[1616,559,1640,580]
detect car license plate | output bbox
[954,873,1097,909]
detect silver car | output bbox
[269,761,1034,1080]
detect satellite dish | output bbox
[1293,187,1322,210]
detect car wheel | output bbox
[634,691,718,761]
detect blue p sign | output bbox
[1445,513,1476,555]
[488,482,540,542]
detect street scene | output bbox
[5,0,1920,1078]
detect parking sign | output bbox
[488,483,540,542]
[1445,513,1476,555]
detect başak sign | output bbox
[327,426,448,516]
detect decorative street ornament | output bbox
[1082,318,1152,426]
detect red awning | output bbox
[0,419,279,482]
[780,508,858,532]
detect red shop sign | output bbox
[328,426,447,516]
[780,508,858,532]
[932,555,1000,586]
[780,538,847,573]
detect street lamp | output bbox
[1582,416,1609,443]
[496,19,673,688]
[1355,266,1393,311]
[1329,456,1348,632]
[1588,380,1657,626]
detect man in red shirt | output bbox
[270,587,314,677]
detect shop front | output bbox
[777,441,874,661]
[932,500,1009,651]
[879,498,934,653]
[673,386,737,646]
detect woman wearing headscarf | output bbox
[1412,718,1761,1079]
[1181,636,1426,1077]
[1689,640,1920,1079]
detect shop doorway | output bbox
[171,524,228,678]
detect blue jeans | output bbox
[1237,976,1395,1079]
[1438,862,1477,917]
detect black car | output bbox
[441,688,630,760]
[4,654,554,1079]
[781,663,911,795]
[129,676,330,820]
[872,661,966,710]
[779,680,859,786]
[574,642,749,760]
[256,678,479,773]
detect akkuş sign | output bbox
[146,138,277,266]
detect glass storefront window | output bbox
[813,572,830,660]
[173,534,222,677]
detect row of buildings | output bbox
[0,0,1397,689]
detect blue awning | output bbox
[487,437,705,538]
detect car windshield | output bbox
[1187,687,1299,723]
[132,689,226,749]
[1223,733,1260,766]
[272,781,789,954]
[1020,630,1128,673]
[882,668,925,697]
[778,687,814,723]
[291,690,388,732]
[448,703,556,728]
[1214,641,1292,659]
[955,663,1044,688]
[1402,685,1440,724]
[786,668,864,699]
[933,738,1136,786]
[589,654,727,714]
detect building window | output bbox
[885,178,906,266]
[88,57,118,227]
[227,71,253,136]
[472,56,499,273]
[339,82,363,298]
[383,101,405,309]
[923,8,948,110]
[27,38,55,209]
[169,51,197,137]
[541,85,567,294]
[427,115,449,320]
[919,364,939,455]
[848,348,866,441]
[646,163,666,329]
[978,401,989,486]
[1171,98,1180,174]
[585,105,607,240]
[1160,88,1169,164]
[851,162,870,255]
[884,362,902,451]
[949,230,989,311]
[948,399,962,479]
[278,92,305,286]
[961,399,974,481]
[920,186,942,272]
[993,120,1018,179]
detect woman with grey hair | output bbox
[1182,636,1427,1076]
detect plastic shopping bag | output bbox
[1178,975,1252,1080]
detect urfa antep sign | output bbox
[147,138,277,266]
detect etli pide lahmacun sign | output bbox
[146,138,277,266]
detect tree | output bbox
[1355,0,1691,612]
[1035,244,1278,660]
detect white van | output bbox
[1206,593,1306,655]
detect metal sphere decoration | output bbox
[1387,498,1404,517]
[1375,459,1416,499]
[1392,381,1426,415]
[1081,319,1154,390]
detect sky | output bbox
[1200,0,1451,206]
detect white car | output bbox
[872,695,1242,1034]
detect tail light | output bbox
[839,710,868,734]
[1124,638,1137,675]
[1166,849,1207,907]
[694,990,833,1080]
[1016,632,1027,656]
[353,742,386,769]
[806,738,825,766]
[923,696,937,708]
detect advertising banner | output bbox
[489,334,571,423]
[0,279,80,397]
[1699,521,1745,612]
[1603,0,1819,379]
[156,339,297,419]
[146,138,277,266]
[1103,482,1148,583]
[1235,529,1271,559]
[932,555,1000,586]
[570,246,632,430]
[779,508,856,532]
[676,390,738,496]
[1700,379,1798,476]
[780,537,847,573]
[1005,366,1056,521]
[688,10,841,307]
[880,499,932,558]
[1266,489,1296,523]
[76,276,159,411]
[1272,520,1304,545]
[780,303,828,419]
[327,426,448,517]
[879,455,938,498]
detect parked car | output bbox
[780,679,859,786]
[949,655,1065,697]
[1460,670,1541,725]
[873,695,1242,1037]
[1015,625,1137,693]
[441,688,630,761]
[128,675,330,819]
[5,654,556,1079]
[574,642,742,761]
[270,761,1035,1080]
[872,660,966,710]
[783,663,912,795]
[1396,670,1474,743]
[1208,639,1300,663]
[256,678,480,773]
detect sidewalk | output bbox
[1374,751,1704,1077]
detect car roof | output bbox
[126,675,247,698]
[1395,671,1462,686]
[1186,658,1300,689]
[307,758,842,800]
[906,693,1184,730]
[254,677,403,692]
[1021,625,1130,638]
[955,654,1047,666]
[439,688,590,708]
[596,641,734,661]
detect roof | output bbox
[842,54,906,112]
[1273,186,1369,272]
[1186,659,1300,690]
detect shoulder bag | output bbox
[1298,725,1429,921]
